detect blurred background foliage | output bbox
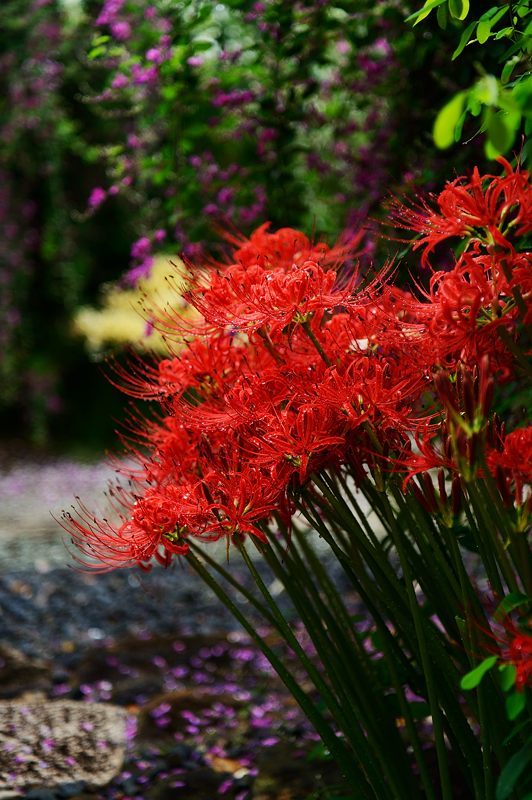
[1,0,529,453]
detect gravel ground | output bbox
[0,458,342,799]
[0,456,352,664]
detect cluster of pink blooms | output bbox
[62,161,531,576]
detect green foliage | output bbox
[409,0,531,161]
[460,655,498,689]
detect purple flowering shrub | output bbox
[82,0,404,279]
[0,0,486,448]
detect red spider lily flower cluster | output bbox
[61,165,531,570]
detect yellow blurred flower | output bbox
[74,255,196,354]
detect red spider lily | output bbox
[60,499,185,572]
[249,405,346,481]
[185,260,361,335]
[421,253,520,373]
[226,222,363,271]
[197,464,285,542]
[60,176,530,571]
[390,158,531,268]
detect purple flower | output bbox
[146,48,163,64]
[111,73,129,89]
[110,20,131,41]
[88,187,106,209]
[131,236,151,260]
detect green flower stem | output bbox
[299,490,424,669]
[309,475,408,609]
[335,470,387,548]
[478,470,531,592]
[379,498,454,800]
[378,629,438,800]
[185,549,369,795]
[308,474,485,793]
[393,487,465,637]
[292,529,432,797]
[295,496,418,681]
[250,538,409,799]
[264,529,408,765]
[187,541,282,628]
[461,488,505,595]
[467,482,520,593]
[301,319,333,366]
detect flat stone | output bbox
[0,700,127,792]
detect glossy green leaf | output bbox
[460,655,497,690]
[496,741,532,800]
[452,20,476,58]
[437,2,448,28]
[448,0,470,21]
[477,19,492,44]
[433,92,466,148]
[506,692,526,720]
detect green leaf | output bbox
[437,2,448,28]
[506,691,526,720]
[454,108,468,141]
[502,56,520,84]
[499,664,517,692]
[433,92,466,148]
[406,0,447,25]
[88,45,107,60]
[448,0,470,21]
[452,21,477,58]
[496,741,532,800]
[460,655,498,690]
[494,592,529,621]
[477,19,492,44]
[487,110,516,153]
[495,26,513,40]
[513,75,532,112]
[485,138,501,159]
[474,74,500,105]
